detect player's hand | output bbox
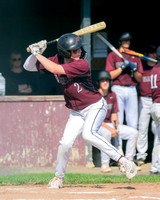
[120,59,130,71]
[110,127,119,137]
[128,60,138,72]
[29,40,47,56]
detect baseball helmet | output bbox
[97,70,112,91]
[97,70,111,81]
[118,32,132,46]
[57,33,86,59]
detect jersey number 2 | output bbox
[151,74,158,89]
[74,83,82,93]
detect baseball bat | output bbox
[120,48,158,63]
[27,21,106,52]
[114,120,124,156]
[96,33,125,61]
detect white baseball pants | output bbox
[55,98,122,179]
[112,85,138,129]
[151,103,160,173]
[137,97,152,160]
[98,123,138,164]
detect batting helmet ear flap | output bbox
[57,42,71,59]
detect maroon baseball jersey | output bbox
[151,63,160,103]
[36,54,102,110]
[139,63,153,97]
[106,51,143,86]
[103,91,119,123]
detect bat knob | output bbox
[26,47,31,53]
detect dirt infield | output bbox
[1,183,160,200]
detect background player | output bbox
[136,45,157,166]
[23,33,137,188]
[150,46,160,174]
[105,32,143,149]
[97,71,138,173]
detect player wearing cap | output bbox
[24,33,137,188]
[136,45,156,166]
[105,32,143,136]
[150,46,160,174]
[97,71,138,173]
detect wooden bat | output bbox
[96,33,125,61]
[27,21,106,52]
[120,48,158,63]
[114,120,124,156]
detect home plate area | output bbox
[0,183,160,200]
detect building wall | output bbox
[0,96,86,168]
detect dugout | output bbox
[0,0,158,168]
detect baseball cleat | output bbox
[122,159,137,180]
[101,163,112,173]
[48,177,63,189]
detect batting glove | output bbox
[128,61,138,72]
[119,59,130,71]
[29,40,47,56]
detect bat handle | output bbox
[113,120,117,130]
[26,38,58,53]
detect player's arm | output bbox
[133,71,142,82]
[36,54,66,75]
[101,121,118,137]
[109,59,130,80]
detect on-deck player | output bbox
[105,32,143,151]
[23,33,137,188]
[150,46,160,174]
[97,71,138,173]
[136,45,156,166]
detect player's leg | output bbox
[151,104,160,174]
[137,97,152,164]
[125,86,138,129]
[82,98,137,180]
[118,124,138,160]
[48,110,84,188]
[150,121,160,174]
[98,125,112,172]
[111,85,125,150]
[111,85,125,124]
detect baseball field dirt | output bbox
[0,182,160,200]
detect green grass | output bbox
[0,173,160,186]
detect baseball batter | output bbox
[150,46,160,174]
[105,32,143,131]
[97,71,138,173]
[23,33,137,188]
[136,45,156,165]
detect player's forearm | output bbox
[133,71,142,82]
[109,68,122,79]
[101,121,113,131]
[36,54,66,74]
[23,55,38,72]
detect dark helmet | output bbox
[57,33,86,59]
[97,70,111,81]
[97,71,112,91]
[118,32,132,46]
[156,46,160,61]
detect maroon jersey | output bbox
[103,91,119,123]
[151,63,160,103]
[36,54,102,110]
[106,51,143,86]
[139,63,153,97]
